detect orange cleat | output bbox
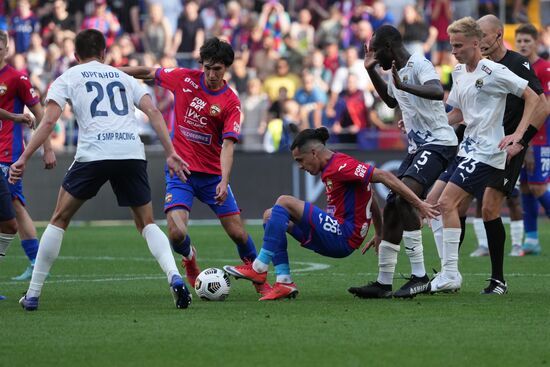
[223,263,267,284]
[182,246,200,287]
[254,282,273,296]
[259,282,299,301]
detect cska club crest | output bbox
[165,193,173,203]
[0,83,7,95]
[326,179,333,192]
[210,104,221,116]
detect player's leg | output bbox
[11,199,39,280]
[219,214,258,263]
[506,189,524,256]
[470,199,490,257]
[426,179,447,265]
[0,175,17,301]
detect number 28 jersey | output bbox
[321,152,375,249]
[46,60,148,162]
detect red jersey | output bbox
[321,152,375,249]
[155,68,241,175]
[0,64,40,163]
[532,58,550,146]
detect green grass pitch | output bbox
[2,223,549,367]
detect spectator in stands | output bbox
[53,36,76,78]
[251,34,280,80]
[40,0,76,45]
[172,0,204,69]
[263,58,301,102]
[142,3,172,60]
[430,0,453,65]
[304,48,332,93]
[106,42,128,68]
[81,0,121,48]
[398,5,438,57]
[150,0,182,35]
[368,1,395,31]
[346,19,373,58]
[281,33,304,75]
[258,0,291,53]
[241,78,270,152]
[264,99,300,153]
[315,5,343,48]
[290,9,315,56]
[294,71,327,130]
[323,41,340,76]
[216,1,243,48]
[107,0,141,38]
[230,55,253,97]
[26,32,45,77]
[11,0,40,53]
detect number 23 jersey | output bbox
[46,60,148,162]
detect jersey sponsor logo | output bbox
[475,79,484,89]
[184,77,199,89]
[407,61,414,67]
[210,104,221,116]
[190,97,206,111]
[179,126,212,145]
[354,164,367,178]
[164,68,174,73]
[522,61,530,70]
[360,222,369,238]
[182,88,192,93]
[338,163,347,171]
[0,83,7,95]
[233,121,241,134]
[326,205,336,216]
[20,75,28,80]
[184,107,208,127]
[455,65,462,71]
[165,193,173,203]
[481,65,492,75]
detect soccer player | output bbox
[473,15,548,292]
[515,23,550,256]
[430,17,542,294]
[11,29,192,311]
[223,127,438,301]
[0,30,57,281]
[119,38,269,295]
[348,25,458,299]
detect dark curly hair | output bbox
[199,37,235,66]
[290,127,330,151]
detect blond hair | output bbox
[447,17,483,39]
[0,30,8,47]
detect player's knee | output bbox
[438,197,455,216]
[227,225,247,243]
[274,195,294,209]
[481,203,499,221]
[0,219,17,235]
[262,208,272,224]
[168,223,187,243]
[530,184,547,197]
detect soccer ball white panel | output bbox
[194,268,231,301]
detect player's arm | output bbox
[138,94,190,181]
[9,100,62,183]
[362,196,383,254]
[370,167,438,219]
[118,66,156,80]
[29,103,56,170]
[0,108,32,126]
[215,139,236,205]
[363,44,398,108]
[393,75,444,100]
[447,107,463,126]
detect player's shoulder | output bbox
[0,65,25,81]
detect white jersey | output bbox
[447,59,528,169]
[46,60,148,162]
[388,53,457,153]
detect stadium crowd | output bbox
[1,0,548,152]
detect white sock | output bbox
[403,230,426,277]
[431,215,444,265]
[142,224,180,284]
[252,258,269,273]
[27,224,64,298]
[510,220,524,248]
[276,275,292,284]
[473,217,488,248]
[0,232,15,259]
[376,240,400,285]
[442,228,461,278]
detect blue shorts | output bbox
[448,156,503,200]
[438,156,457,183]
[164,171,241,217]
[0,163,26,205]
[0,175,15,221]
[62,159,151,207]
[393,144,457,199]
[520,146,550,184]
[289,202,355,258]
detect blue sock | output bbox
[525,231,538,240]
[257,248,274,265]
[522,193,539,234]
[170,235,191,257]
[263,205,290,251]
[236,235,257,263]
[537,190,550,217]
[21,239,39,263]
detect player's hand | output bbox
[13,113,35,129]
[505,141,524,162]
[43,149,56,170]
[498,132,521,150]
[9,158,26,184]
[363,44,378,71]
[417,201,439,220]
[524,146,535,175]
[362,233,381,255]
[214,180,229,205]
[397,119,406,134]
[391,61,403,89]
[166,153,190,182]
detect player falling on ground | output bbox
[430,17,541,295]
[515,23,550,256]
[223,127,438,301]
[347,25,457,299]
[120,38,270,296]
[11,29,192,311]
[0,30,57,281]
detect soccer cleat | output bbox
[429,272,461,293]
[509,244,524,257]
[223,263,267,284]
[181,246,201,287]
[348,281,392,299]
[170,274,192,309]
[12,265,34,281]
[469,245,489,257]
[19,294,39,311]
[393,274,430,298]
[254,282,273,296]
[259,282,298,301]
[522,240,541,256]
[480,278,508,295]
[0,294,6,300]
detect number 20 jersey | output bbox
[46,60,148,162]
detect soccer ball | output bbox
[194,268,231,301]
